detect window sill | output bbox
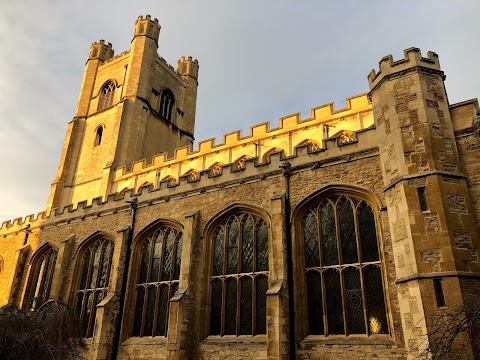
[301,334,394,346]
[122,336,167,346]
[202,335,267,345]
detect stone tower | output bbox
[368,48,480,356]
[46,15,199,211]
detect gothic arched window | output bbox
[209,211,269,336]
[98,81,115,111]
[132,225,183,337]
[95,126,103,146]
[159,89,175,121]
[23,246,57,310]
[302,195,388,336]
[75,237,114,338]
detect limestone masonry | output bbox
[1,15,479,360]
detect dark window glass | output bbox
[434,278,446,307]
[306,270,323,334]
[132,287,145,337]
[304,211,320,268]
[418,187,429,212]
[365,266,388,334]
[76,237,113,338]
[132,225,182,338]
[95,126,103,146]
[320,202,338,266]
[210,211,269,336]
[303,194,388,337]
[24,247,57,310]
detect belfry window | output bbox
[159,89,175,121]
[302,195,388,336]
[209,211,268,336]
[98,81,115,111]
[75,237,114,338]
[132,225,183,337]
[23,247,57,310]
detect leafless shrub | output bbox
[0,300,86,360]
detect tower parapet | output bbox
[88,40,114,62]
[368,47,442,92]
[134,15,161,45]
[177,56,199,80]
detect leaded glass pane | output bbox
[80,250,91,290]
[320,202,338,266]
[255,275,268,335]
[224,278,237,334]
[38,251,56,305]
[241,216,254,273]
[306,270,323,334]
[213,227,225,276]
[89,243,102,288]
[256,219,268,272]
[209,280,222,335]
[138,241,151,284]
[344,268,366,334]
[99,242,111,288]
[325,270,344,334]
[88,291,104,338]
[132,287,145,336]
[173,233,182,280]
[227,218,239,274]
[365,266,388,334]
[144,287,157,336]
[75,293,84,320]
[156,285,169,337]
[82,292,94,338]
[304,211,320,267]
[151,232,163,282]
[358,203,379,262]
[161,230,175,281]
[338,198,358,264]
[239,276,252,335]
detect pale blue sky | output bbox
[1,0,479,221]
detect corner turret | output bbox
[177,56,199,80]
[133,15,161,45]
[88,40,114,61]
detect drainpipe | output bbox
[281,161,296,360]
[111,197,137,359]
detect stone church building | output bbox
[1,14,479,360]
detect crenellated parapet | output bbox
[89,40,114,62]
[368,47,443,93]
[177,56,199,80]
[134,15,161,44]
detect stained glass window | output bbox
[302,194,388,336]
[75,237,114,338]
[98,81,115,111]
[23,246,57,310]
[209,212,268,336]
[132,225,183,337]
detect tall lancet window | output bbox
[209,211,269,336]
[159,89,175,121]
[302,194,388,336]
[23,246,57,310]
[98,81,115,111]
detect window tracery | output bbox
[98,81,115,111]
[301,194,388,336]
[75,237,114,338]
[132,225,183,337]
[23,246,57,310]
[209,211,269,336]
[159,89,175,121]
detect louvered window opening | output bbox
[303,195,388,336]
[210,212,268,336]
[75,238,113,338]
[159,89,175,121]
[98,81,115,111]
[132,226,183,338]
[25,248,57,310]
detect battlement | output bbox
[0,122,379,235]
[368,47,442,90]
[134,14,161,43]
[89,40,114,61]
